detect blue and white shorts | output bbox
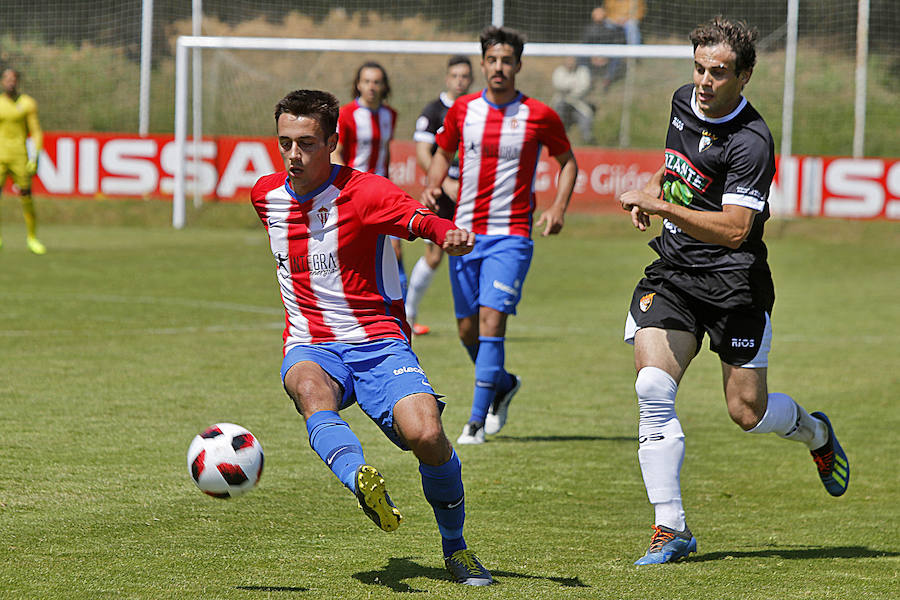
[281,338,443,449]
[448,234,534,319]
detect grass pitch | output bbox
[0,200,897,599]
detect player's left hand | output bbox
[442,228,475,256]
[536,206,565,236]
[25,160,38,176]
[619,189,659,231]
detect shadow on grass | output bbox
[496,434,634,443]
[352,556,589,593]
[690,545,899,562]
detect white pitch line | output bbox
[0,291,283,316]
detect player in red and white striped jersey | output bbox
[332,62,397,177]
[332,62,408,303]
[423,27,579,445]
[250,90,493,586]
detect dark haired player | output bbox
[423,27,578,444]
[619,17,849,565]
[406,55,474,336]
[253,89,492,585]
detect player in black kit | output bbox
[618,16,849,565]
[406,55,474,335]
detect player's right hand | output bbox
[420,186,442,212]
[25,160,38,176]
[442,228,475,256]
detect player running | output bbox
[0,68,46,254]
[619,16,850,565]
[406,55,474,336]
[423,26,578,445]
[252,89,492,585]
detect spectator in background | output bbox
[604,0,646,46]
[580,6,626,92]
[551,56,595,144]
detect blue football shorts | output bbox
[280,338,444,449]
[447,234,534,319]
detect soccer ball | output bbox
[187,423,264,499]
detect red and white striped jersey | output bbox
[435,90,571,237]
[336,100,397,177]
[251,165,455,350]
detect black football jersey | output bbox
[414,92,460,180]
[650,83,775,272]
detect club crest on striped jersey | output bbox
[316,206,330,227]
[639,292,656,312]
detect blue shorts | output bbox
[280,338,444,449]
[448,234,534,319]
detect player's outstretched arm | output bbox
[536,150,578,236]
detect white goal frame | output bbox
[172,35,694,228]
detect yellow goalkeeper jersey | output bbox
[0,92,42,162]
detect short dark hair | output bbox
[690,16,758,74]
[447,55,472,71]
[274,90,339,138]
[480,26,526,62]
[352,61,390,100]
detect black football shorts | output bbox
[624,260,774,367]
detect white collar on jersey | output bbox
[690,87,748,124]
[440,92,454,108]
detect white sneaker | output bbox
[456,421,485,445]
[484,375,521,435]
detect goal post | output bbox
[172,34,692,228]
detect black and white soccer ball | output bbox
[187,423,264,499]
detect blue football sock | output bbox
[419,450,467,557]
[470,336,508,423]
[462,341,479,364]
[306,410,365,492]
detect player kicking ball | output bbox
[619,17,849,565]
[251,89,491,585]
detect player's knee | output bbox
[406,424,451,464]
[726,391,766,430]
[635,366,678,402]
[285,371,340,416]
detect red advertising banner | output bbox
[8,132,899,220]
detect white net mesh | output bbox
[0,1,897,156]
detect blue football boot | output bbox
[634,525,697,565]
[810,412,850,496]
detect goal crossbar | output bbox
[173,35,692,228]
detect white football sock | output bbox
[405,256,436,324]
[748,392,827,450]
[635,367,686,531]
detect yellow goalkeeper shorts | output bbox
[0,156,33,191]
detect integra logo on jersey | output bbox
[275,252,338,276]
[664,150,712,192]
[465,141,521,160]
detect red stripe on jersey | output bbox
[472,105,503,234]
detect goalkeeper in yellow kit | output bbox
[0,67,45,254]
